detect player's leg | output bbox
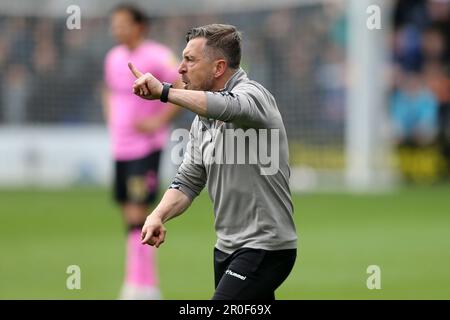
[212,248,297,300]
[118,151,162,300]
[120,203,161,300]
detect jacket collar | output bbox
[220,68,248,92]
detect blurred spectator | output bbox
[5,17,34,68]
[394,0,429,30]
[316,43,346,140]
[26,21,61,123]
[3,64,29,124]
[262,9,295,101]
[0,34,8,118]
[324,0,347,50]
[390,72,439,146]
[59,28,99,123]
[314,1,347,141]
[393,0,449,70]
[393,24,424,72]
[422,25,447,63]
[0,34,8,71]
[426,0,450,63]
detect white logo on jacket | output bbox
[225,269,247,280]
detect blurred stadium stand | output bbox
[0,0,448,189]
[390,0,450,183]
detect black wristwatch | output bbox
[160,82,172,103]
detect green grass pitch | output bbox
[0,185,449,299]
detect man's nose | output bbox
[178,62,186,74]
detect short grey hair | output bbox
[186,24,242,69]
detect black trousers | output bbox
[212,247,297,300]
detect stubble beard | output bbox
[185,73,215,91]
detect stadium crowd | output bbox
[390,0,450,179]
[0,0,449,179]
[0,3,346,141]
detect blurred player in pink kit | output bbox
[103,4,181,299]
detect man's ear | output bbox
[214,59,227,79]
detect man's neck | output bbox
[211,68,238,92]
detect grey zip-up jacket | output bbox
[171,68,297,254]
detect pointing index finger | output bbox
[128,62,143,78]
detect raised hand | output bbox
[128,62,163,100]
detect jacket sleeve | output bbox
[170,117,207,201]
[205,82,278,128]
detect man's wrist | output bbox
[148,209,166,223]
[160,82,172,103]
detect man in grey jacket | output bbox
[129,24,297,300]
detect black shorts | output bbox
[114,150,162,205]
[213,247,297,300]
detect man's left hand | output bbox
[128,62,163,100]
